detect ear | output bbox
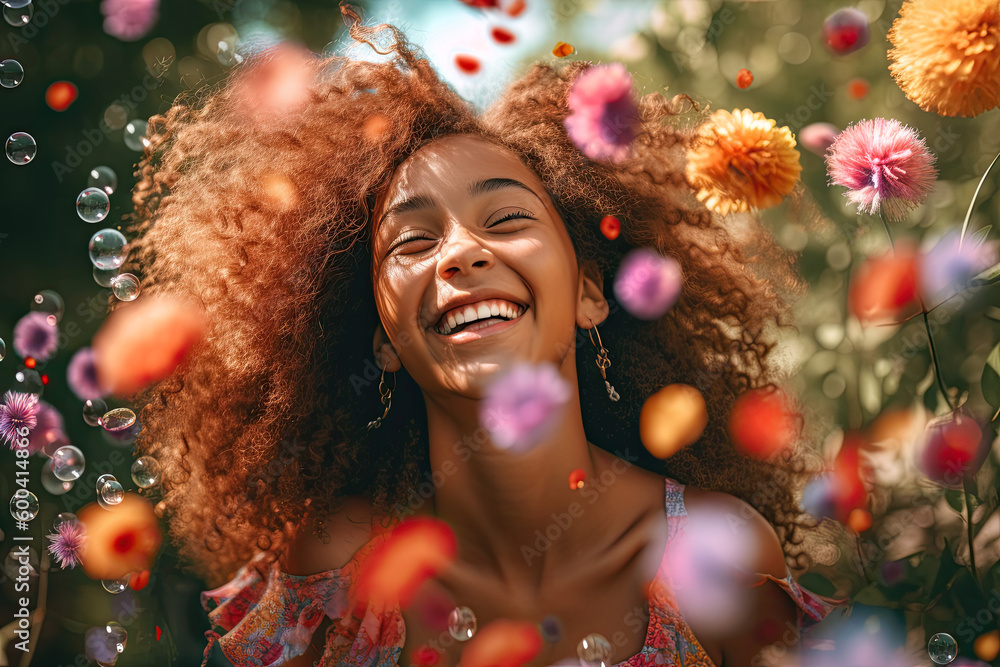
[372,323,403,373]
[576,258,609,329]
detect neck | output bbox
[410,383,630,593]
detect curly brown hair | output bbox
[111,7,823,588]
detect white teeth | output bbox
[455,311,466,325]
[490,303,500,317]
[462,305,478,323]
[477,303,492,320]
[434,299,528,335]
[447,314,458,330]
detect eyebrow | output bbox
[378,177,543,228]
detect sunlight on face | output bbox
[370,134,584,399]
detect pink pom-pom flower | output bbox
[13,311,58,362]
[825,118,937,222]
[613,248,683,321]
[101,0,160,42]
[563,63,640,163]
[0,390,39,448]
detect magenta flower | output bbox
[825,118,937,222]
[564,63,640,163]
[46,520,86,569]
[799,123,840,156]
[0,390,39,448]
[613,248,683,320]
[479,362,571,453]
[919,231,999,306]
[101,0,160,42]
[67,347,107,401]
[13,311,59,362]
[27,401,65,456]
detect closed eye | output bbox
[389,210,535,252]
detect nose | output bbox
[436,223,494,280]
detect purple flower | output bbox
[46,520,86,569]
[825,118,937,222]
[0,390,40,448]
[85,625,120,665]
[612,248,683,320]
[27,401,65,456]
[479,362,571,453]
[67,347,107,401]
[919,231,998,306]
[13,311,59,362]
[799,122,840,156]
[563,63,640,163]
[101,0,159,42]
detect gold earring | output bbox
[365,360,396,430]
[588,318,619,402]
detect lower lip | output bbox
[431,309,527,344]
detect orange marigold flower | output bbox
[888,0,1000,117]
[685,109,802,216]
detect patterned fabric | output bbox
[201,478,845,667]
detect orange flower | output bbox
[888,0,1000,117]
[78,493,162,580]
[686,109,801,215]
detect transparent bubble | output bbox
[6,132,36,165]
[51,445,86,481]
[1,1,33,9]
[96,473,116,489]
[928,633,958,664]
[9,489,39,521]
[41,430,69,457]
[447,606,477,641]
[53,512,78,529]
[0,59,24,88]
[101,577,129,594]
[83,398,108,426]
[77,187,110,223]
[93,266,121,287]
[578,633,613,667]
[123,119,148,151]
[131,456,161,489]
[110,273,141,301]
[89,229,128,270]
[4,546,38,580]
[99,479,124,506]
[106,622,127,653]
[13,368,43,396]
[31,289,64,322]
[0,337,5,361]
[88,166,118,195]
[101,407,135,431]
[2,3,31,27]
[41,459,74,495]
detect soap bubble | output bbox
[2,3,33,26]
[131,456,161,489]
[110,273,140,301]
[123,119,148,151]
[77,187,110,223]
[6,132,36,164]
[0,59,23,88]
[42,459,74,495]
[53,512,78,529]
[89,229,128,270]
[83,398,108,426]
[99,479,124,506]
[9,489,39,521]
[31,289,64,322]
[51,445,86,481]
[93,266,121,288]
[88,166,118,195]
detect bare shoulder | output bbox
[681,485,788,579]
[282,495,377,576]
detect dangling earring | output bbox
[365,360,396,430]
[588,318,619,402]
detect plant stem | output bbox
[920,310,956,412]
[964,475,981,592]
[878,213,895,254]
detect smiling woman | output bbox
[107,5,842,667]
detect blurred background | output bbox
[1,0,999,665]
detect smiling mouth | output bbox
[431,303,529,336]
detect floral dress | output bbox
[201,478,844,667]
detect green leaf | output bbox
[799,572,836,597]
[983,342,1000,409]
[959,151,1000,249]
[930,541,961,599]
[971,261,1000,287]
[944,489,965,513]
[970,225,993,247]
